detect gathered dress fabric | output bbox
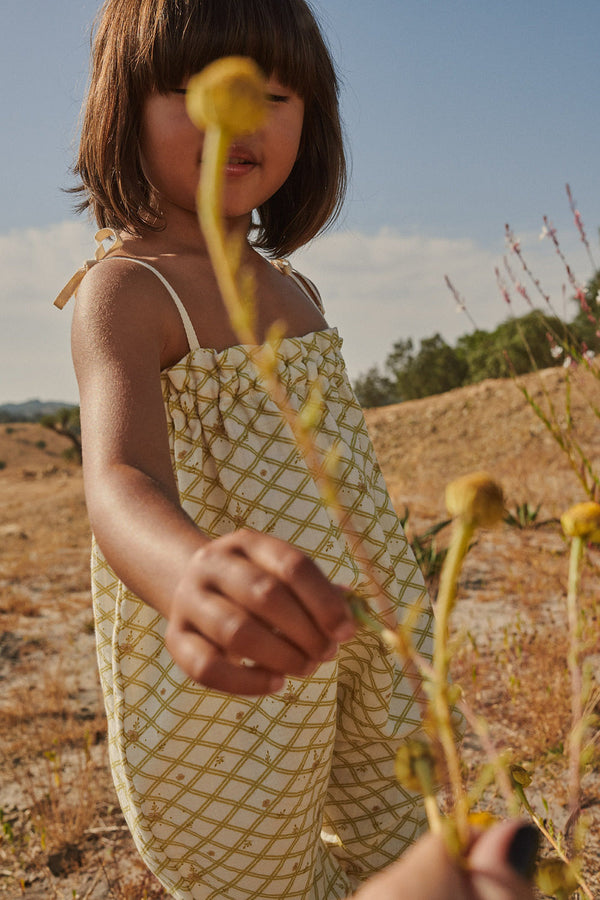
[89,260,434,899]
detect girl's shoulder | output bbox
[75,252,171,330]
[71,251,179,372]
[271,259,324,313]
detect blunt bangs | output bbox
[143,0,329,101]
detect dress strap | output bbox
[54,228,124,310]
[107,257,201,352]
[272,258,325,313]
[53,229,201,352]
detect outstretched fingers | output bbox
[234,530,356,643]
[167,530,356,693]
[165,625,285,696]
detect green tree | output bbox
[458,312,569,382]
[353,265,600,409]
[392,334,468,400]
[352,366,400,408]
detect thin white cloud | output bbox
[292,226,592,379]
[0,221,94,403]
[0,221,593,404]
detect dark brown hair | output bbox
[73,0,347,256]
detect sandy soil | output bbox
[0,364,598,898]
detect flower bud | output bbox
[445,471,504,528]
[560,501,600,542]
[535,858,579,896]
[186,57,267,134]
[395,738,438,794]
[509,763,532,788]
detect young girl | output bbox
[57,1,434,897]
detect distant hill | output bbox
[0,399,77,423]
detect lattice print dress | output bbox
[79,258,434,899]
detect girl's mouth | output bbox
[225,155,257,177]
[224,145,258,175]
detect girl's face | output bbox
[140,74,305,230]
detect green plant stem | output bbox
[566,535,585,848]
[456,700,516,812]
[198,116,436,719]
[416,771,443,837]
[197,127,254,345]
[514,785,593,900]
[432,517,475,848]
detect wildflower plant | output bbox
[186,59,599,896]
[186,54,461,846]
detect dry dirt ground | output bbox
[0,364,599,898]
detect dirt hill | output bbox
[0,366,598,897]
[364,363,599,523]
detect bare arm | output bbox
[72,260,355,694]
[72,260,199,605]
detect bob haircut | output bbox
[73,0,347,257]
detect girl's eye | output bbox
[267,93,289,103]
[171,88,187,95]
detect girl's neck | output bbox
[127,206,254,260]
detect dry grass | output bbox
[0,378,599,897]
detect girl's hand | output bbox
[165,530,357,695]
[351,820,539,900]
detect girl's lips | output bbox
[225,159,256,176]
[198,147,258,175]
[224,146,258,176]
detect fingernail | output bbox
[333,622,355,643]
[323,641,339,660]
[268,676,285,694]
[506,825,540,880]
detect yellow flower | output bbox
[445,471,504,528]
[467,811,498,830]
[560,501,600,542]
[186,56,267,135]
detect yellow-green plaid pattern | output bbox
[92,328,433,899]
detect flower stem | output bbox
[566,535,585,848]
[432,517,475,848]
[197,126,255,345]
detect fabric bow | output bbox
[54,228,123,309]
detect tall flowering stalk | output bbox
[448,185,600,502]
[185,57,409,631]
[560,503,600,846]
[433,472,504,848]
[184,56,480,850]
[186,61,600,883]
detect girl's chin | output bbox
[220,207,255,228]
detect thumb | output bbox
[467,820,539,900]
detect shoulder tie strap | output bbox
[272,258,325,313]
[54,229,124,310]
[53,229,201,352]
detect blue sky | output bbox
[2,0,600,403]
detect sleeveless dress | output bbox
[60,250,434,899]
